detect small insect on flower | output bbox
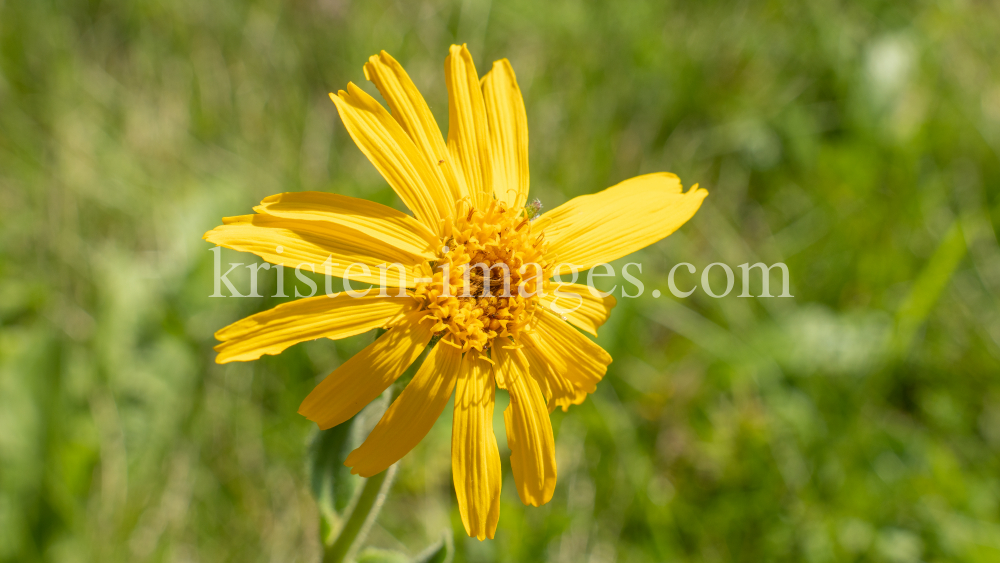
[204,44,706,540]
[524,198,543,219]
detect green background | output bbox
[2,0,1000,561]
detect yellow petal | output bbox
[495,345,556,506]
[214,293,412,364]
[520,333,587,412]
[345,339,462,477]
[364,51,470,205]
[535,173,707,273]
[482,59,529,209]
[523,309,612,411]
[298,311,432,430]
[203,214,423,287]
[255,191,437,258]
[539,281,616,337]
[452,350,501,540]
[445,44,492,209]
[329,83,453,232]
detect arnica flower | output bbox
[204,44,706,540]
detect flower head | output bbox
[205,45,706,540]
[413,197,551,352]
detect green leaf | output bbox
[323,465,397,563]
[354,548,410,563]
[348,532,453,563]
[308,418,356,522]
[309,336,433,561]
[307,390,391,539]
[412,531,454,563]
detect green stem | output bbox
[322,465,397,563]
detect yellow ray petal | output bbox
[445,44,492,209]
[329,83,453,231]
[254,191,437,258]
[521,333,587,412]
[495,345,556,506]
[203,214,423,287]
[364,51,470,205]
[298,311,433,430]
[524,309,612,411]
[539,281,617,337]
[214,293,412,364]
[345,339,462,477]
[452,350,501,540]
[535,173,707,274]
[482,58,529,209]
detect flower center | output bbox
[413,199,551,352]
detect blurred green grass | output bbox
[2,0,1000,561]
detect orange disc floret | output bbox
[412,198,553,352]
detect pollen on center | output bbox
[412,199,552,352]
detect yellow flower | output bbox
[204,45,706,540]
